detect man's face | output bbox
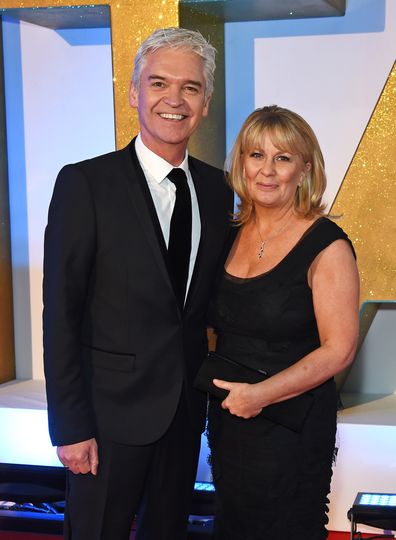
[129,47,211,164]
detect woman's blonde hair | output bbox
[228,105,327,224]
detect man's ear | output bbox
[129,81,138,109]
[202,95,212,118]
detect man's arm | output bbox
[43,164,97,449]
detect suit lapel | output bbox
[118,140,175,297]
[184,158,209,311]
[185,159,235,313]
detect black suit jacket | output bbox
[43,140,232,447]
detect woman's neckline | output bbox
[225,216,327,283]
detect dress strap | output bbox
[275,217,355,280]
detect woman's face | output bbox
[243,135,311,211]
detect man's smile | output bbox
[158,113,187,120]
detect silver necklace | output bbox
[255,214,293,260]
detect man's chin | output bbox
[159,133,191,147]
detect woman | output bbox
[207,106,359,539]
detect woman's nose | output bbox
[260,159,275,175]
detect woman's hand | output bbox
[213,379,263,419]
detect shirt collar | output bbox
[135,133,189,184]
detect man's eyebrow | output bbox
[184,80,203,88]
[148,75,166,81]
[147,74,203,88]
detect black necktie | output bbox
[168,168,192,309]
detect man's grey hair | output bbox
[132,27,216,98]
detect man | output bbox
[43,27,232,540]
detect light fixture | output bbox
[348,492,396,539]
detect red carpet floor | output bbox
[0,532,392,539]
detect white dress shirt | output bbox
[134,134,201,299]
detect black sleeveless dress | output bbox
[207,217,354,540]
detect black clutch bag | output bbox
[194,351,314,433]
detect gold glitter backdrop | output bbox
[331,62,396,308]
[331,62,396,389]
[110,0,179,148]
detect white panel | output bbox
[0,408,61,467]
[254,0,396,208]
[329,401,396,532]
[344,304,396,394]
[0,381,60,466]
[3,20,115,380]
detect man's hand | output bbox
[57,438,98,475]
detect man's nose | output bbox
[163,86,183,107]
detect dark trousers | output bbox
[64,396,201,540]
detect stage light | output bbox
[191,482,215,518]
[348,492,396,539]
[194,482,215,493]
